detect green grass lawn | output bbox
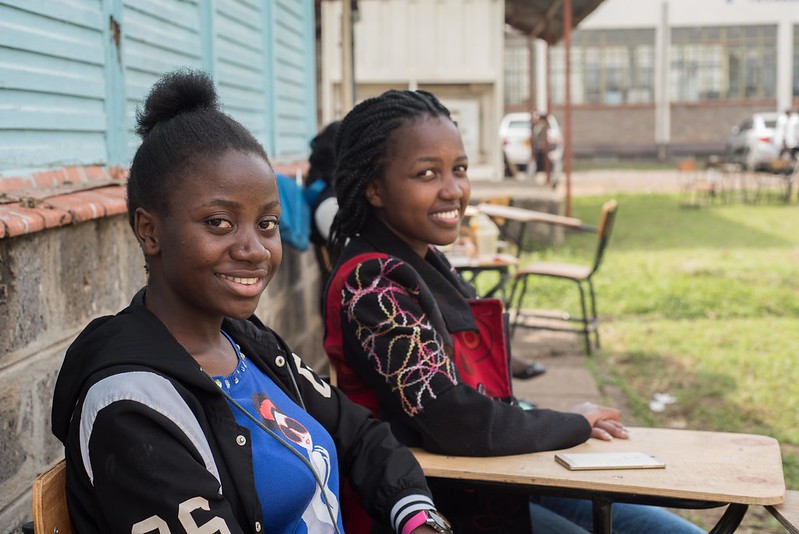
[513,193,799,491]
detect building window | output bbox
[504,32,530,107]
[671,25,777,102]
[549,29,655,106]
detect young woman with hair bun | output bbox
[52,70,447,534]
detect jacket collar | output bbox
[52,287,299,442]
[359,221,478,333]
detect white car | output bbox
[499,112,562,175]
[724,112,781,171]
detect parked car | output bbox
[499,112,563,175]
[724,112,781,171]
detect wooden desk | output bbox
[413,427,785,533]
[475,203,590,258]
[446,253,518,299]
[476,203,586,230]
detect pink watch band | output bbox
[401,510,429,534]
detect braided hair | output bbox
[127,69,270,231]
[328,89,453,259]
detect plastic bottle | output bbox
[470,213,500,261]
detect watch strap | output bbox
[401,510,430,534]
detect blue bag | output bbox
[275,173,328,251]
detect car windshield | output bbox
[508,120,529,130]
[764,119,777,128]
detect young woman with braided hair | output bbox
[52,71,449,534]
[324,89,705,534]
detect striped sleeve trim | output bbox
[79,371,221,493]
[390,493,436,533]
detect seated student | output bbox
[51,71,450,534]
[306,121,341,304]
[323,89,705,534]
[307,120,341,251]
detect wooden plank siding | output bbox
[0,0,317,174]
[0,1,108,170]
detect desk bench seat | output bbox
[767,490,799,534]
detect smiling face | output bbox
[366,115,470,257]
[135,149,282,328]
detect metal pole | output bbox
[528,35,537,177]
[655,1,670,161]
[564,0,573,217]
[341,0,354,111]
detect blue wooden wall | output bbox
[0,0,317,172]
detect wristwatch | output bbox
[421,510,453,533]
[402,509,453,534]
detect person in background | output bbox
[51,70,449,534]
[775,109,798,161]
[784,109,798,162]
[323,88,706,534]
[532,112,552,186]
[307,121,341,257]
[306,121,342,309]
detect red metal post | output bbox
[563,0,573,217]
[528,36,537,174]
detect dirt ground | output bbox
[531,168,684,196]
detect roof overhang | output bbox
[505,0,606,44]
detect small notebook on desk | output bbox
[555,452,666,471]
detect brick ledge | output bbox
[0,186,127,239]
[0,160,307,239]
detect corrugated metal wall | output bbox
[0,0,316,173]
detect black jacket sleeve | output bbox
[79,398,246,534]
[339,256,592,457]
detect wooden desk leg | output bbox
[592,495,613,534]
[514,222,528,258]
[708,503,748,534]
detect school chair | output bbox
[678,158,716,208]
[766,490,799,534]
[31,459,73,534]
[507,199,618,354]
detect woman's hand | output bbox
[570,402,629,441]
[410,527,440,534]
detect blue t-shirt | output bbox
[214,333,343,534]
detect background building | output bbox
[320,0,506,179]
[505,0,799,159]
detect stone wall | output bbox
[0,214,324,533]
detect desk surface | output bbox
[446,253,519,270]
[413,427,785,506]
[476,203,585,229]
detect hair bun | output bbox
[136,69,219,137]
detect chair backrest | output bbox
[591,199,618,274]
[32,459,74,534]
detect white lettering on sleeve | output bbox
[178,496,233,534]
[292,353,332,398]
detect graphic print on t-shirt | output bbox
[253,392,340,533]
